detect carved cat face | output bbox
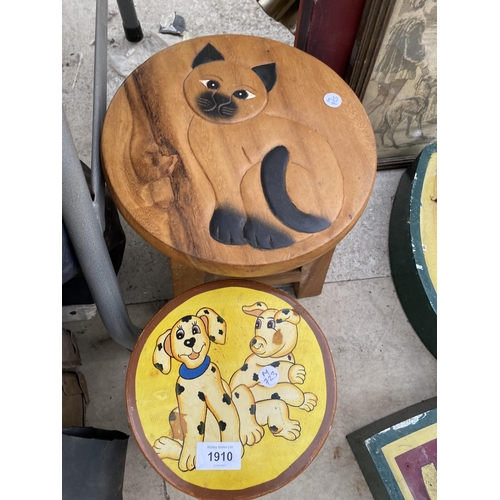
[183,43,277,124]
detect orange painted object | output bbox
[126,280,337,499]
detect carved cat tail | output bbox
[261,146,331,233]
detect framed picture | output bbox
[346,397,437,500]
[346,0,437,169]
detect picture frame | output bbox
[345,0,437,169]
[346,397,437,500]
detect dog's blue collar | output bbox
[179,355,211,380]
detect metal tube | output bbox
[116,0,144,42]
[63,108,141,351]
[90,0,108,231]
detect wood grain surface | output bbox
[102,34,376,277]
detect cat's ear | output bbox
[192,43,225,68]
[252,63,277,92]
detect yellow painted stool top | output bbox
[126,280,336,499]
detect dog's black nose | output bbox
[250,338,257,346]
[184,337,196,348]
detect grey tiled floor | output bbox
[62,1,437,498]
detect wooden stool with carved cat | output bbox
[101,35,377,298]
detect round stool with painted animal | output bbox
[126,280,337,499]
[101,34,376,298]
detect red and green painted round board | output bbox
[126,280,337,499]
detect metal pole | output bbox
[63,108,141,351]
[116,0,144,42]
[90,0,109,231]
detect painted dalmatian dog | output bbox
[152,308,264,471]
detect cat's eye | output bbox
[200,79,220,90]
[233,90,255,100]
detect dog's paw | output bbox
[241,422,265,447]
[289,364,306,384]
[299,392,318,412]
[153,436,182,460]
[210,206,246,245]
[178,448,197,472]
[269,419,301,441]
[243,217,294,249]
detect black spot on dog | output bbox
[218,421,227,432]
[217,316,224,323]
[210,335,216,342]
[176,383,185,395]
[218,329,224,335]
[211,366,216,373]
[288,355,292,361]
[197,422,205,435]
[222,393,231,405]
[253,373,259,381]
[154,363,164,372]
[271,361,280,367]
[282,309,290,315]
[235,392,240,399]
[257,302,262,306]
[182,315,193,322]
[271,393,281,400]
[204,309,209,314]
[241,363,248,371]
[249,404,256,415]
[198,391,206,402]
[276,318,283,323]
[169,412,177,422]
[269,425,279,433]
[157,343,163,351]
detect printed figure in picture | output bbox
[363,0,437,149]
[376,74,437,148]
[230,302,318,441]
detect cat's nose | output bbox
[213,93,231,106]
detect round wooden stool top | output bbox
[102,34,376,277]
[126,280,336,500]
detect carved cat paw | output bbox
[243,217,294,250]
[209,207,247,245]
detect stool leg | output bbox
[294,247,336,299]
[169,259,205,297]
[116,0,144,42]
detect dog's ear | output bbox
[252,63,277,92]
[242,302,268,318]
[192,43,224,68]
[275,308,301,325]
[197,307,226,345]
[152,329,172,374]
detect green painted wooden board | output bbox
[389,143,437,357]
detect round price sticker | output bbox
[259,366,279,387]
[324,93,342,108]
